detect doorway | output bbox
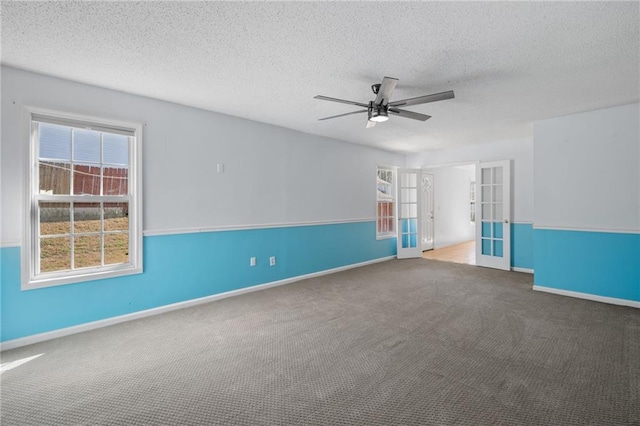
[420,163,477,266]
[423,241,476,265]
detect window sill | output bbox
[376,234,396,241]
[23,265,143,291]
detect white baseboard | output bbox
[0,256,395,351]
[512,267,534,274]
[533,285,640,309]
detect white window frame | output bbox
[376,165,396,240]
[22,107,143,290]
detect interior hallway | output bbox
[422,240,475,265]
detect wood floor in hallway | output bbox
[422,240,475,265]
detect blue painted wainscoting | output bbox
[511,223,534,270]
[1,221,395,343]
[534,228,640,302]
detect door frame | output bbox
[421,161,478,252]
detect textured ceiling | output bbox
[2,1,639,153]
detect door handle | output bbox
[504,219,509,224]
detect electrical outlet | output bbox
[250,257,256,267]
[269,256,276,266]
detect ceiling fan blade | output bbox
[388,108,431,121]
[318,109,368,121]
[374,77,398,106]
[366,120,377,128]
[389,90,455,108]
[314,95,369,108]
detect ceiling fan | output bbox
[314,77,454,128]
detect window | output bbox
[376,166,396,238]
[24,109,142,289]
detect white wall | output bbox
[533,103,639,231]
[0,66,405,245]
[425,165,475,248]
[407,137,534,223]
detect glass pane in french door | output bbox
[399,175,419,249]
[480,166,504,257]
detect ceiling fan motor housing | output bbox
[368,101,389,122]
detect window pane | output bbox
[409,188,417,203]
[382,202,389,217]
[40,237,71,272]
[481,238,492,255]
[481,168,491,184]
[39,123,71,161]
[493,203,503,221]
[104,203,129,231]
[74,202,101,234]
[481,203,491,220]
[39,202,70,236]
[39,161,71,195]
[105,233,128,265]
[73,129,101,163]
[494,185,503,202]
[74,235,102,268]
[493,167,503,184]
[408,173,417,187]
[103,134,129,166]
[401,173,409,187]
[410,233,417,248]
[493,222,503,239]
[481,185,491,203]
[481,221,491,238]
[103,166,128,195]
[493,240,504,257]
[73,164,101,195]
[401,189,410,203]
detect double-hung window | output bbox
[376,166,396,239]
[24,109,143,289]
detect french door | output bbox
[421,173,434,251]
[475,160,511,270]
[397,168,422,259]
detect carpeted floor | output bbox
[1,259,639,425]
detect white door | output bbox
[476,160,511,270]
[397,168,422,259]
[421,172,434,251]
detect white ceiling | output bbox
[2,1,639,153]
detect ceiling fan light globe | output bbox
[370,115,389,122]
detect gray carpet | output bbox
[1,259,639,425]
